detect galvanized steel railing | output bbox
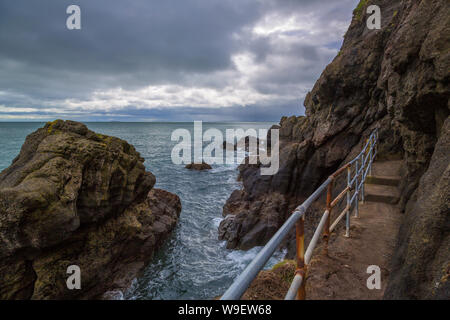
[221,128,379,300]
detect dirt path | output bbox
[305,161,403,299]
[305,202,401,299]
[242,161,403,300]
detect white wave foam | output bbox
[210,164,238,173]
[212,217,223,228]
[225,247,262,269]
[225,246,288,271]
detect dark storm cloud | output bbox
[0,0,359,121]
[0,0,260,92]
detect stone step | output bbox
[365,175,401,186]
[370,160,403,177]
[364,184,400,204]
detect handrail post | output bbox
[369,138,373,176]
[375,130,378,160]
[323,179,333,255]
[345,166,351,238]
[355,160,359,218]
[295,215,306,300]
[375,132,378,159]
[361,150,365,204]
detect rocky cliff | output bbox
[219,0,449,299]
[0,120,181,299]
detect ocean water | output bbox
[0,122,286,300]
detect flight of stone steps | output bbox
[364,160,402,204]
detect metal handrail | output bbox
[221,128,379,300]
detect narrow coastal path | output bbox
[305,160,403,299]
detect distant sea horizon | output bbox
[0,120,279,123]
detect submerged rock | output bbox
[219,0,449,299]
[0,120,181,299]
[185,162,212,170]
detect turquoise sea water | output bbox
[0,122,285,300]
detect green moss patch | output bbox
[353,0,368,20]
[271,259,296,284]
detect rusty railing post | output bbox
[355,159,359,218]
[295,215,306,300]
[375,130,378,160]
[323,179,333,255]
[368,138,372,176]
[345,166,351,237]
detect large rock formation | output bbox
[0,120,181,299]
[219,0,449,299]
[385,118,449,299]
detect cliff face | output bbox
[0,120,181,299]
[219,0,449,299]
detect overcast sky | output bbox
[0,0,358,122]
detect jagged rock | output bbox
[0,120,181,299]
[219,0,449,299]
[185,162,212,170]
[219,191,288,250]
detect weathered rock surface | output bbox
[0,120,181,299]
[219,0,449,299]
[385,118,449,299]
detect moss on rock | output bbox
[0,120,181,299]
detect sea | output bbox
[0,122,286,300]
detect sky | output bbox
[0,0,359,122]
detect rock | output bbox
[237,136,261,153]
[241,260,296,300]
[222,136,261,152]
[384,118,450,299]
[219,192,288,250]
[219,0,449,299]
[222,141,236,151]
[102,290,124,300]
[185,162,212,170]
[0,120,181,299]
